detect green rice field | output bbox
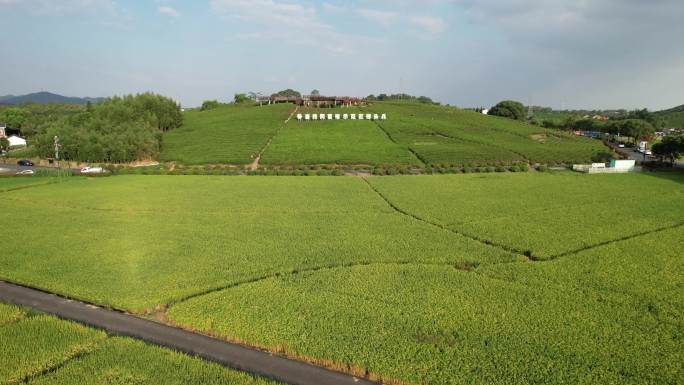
[0,303,277,385]
[1,173,682,385]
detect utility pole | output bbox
[54,135,60,167]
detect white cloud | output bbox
[356,6,446,35]
[0,0,116,15]
[409,15,446,34]
[157,5,180,17]
[211,0,383,55]
[357,9,400,27]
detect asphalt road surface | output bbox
[0,280,380,385]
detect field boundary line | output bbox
[369,119,425,167]
[0,178,74,194]
[549,221,684,260]
[360,177,531,259]
[0,280,381,385]
[249,107,298,171]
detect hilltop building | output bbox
[258,95,366,107]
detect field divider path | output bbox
[0,178,75,194]
[249,107,299,171]
[369,119,425,167]
[360,177,531,259]
[0,280,381,385]
[548,220,684,260]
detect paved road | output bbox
[0,162,58,175]
[0,281,380,385]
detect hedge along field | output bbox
[160,104,292,164]
[367,172,684,259]
[168,228,683,385]
[260,108,418,166]
[0,175,514,312]
[369,101,608,166]
[0,303,278,385]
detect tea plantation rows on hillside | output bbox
[159,102,608,167]
[1,173,682,385]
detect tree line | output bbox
[1,93,182,163]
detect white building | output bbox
[0,124,6,138]
[8,135,27,147]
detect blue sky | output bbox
[1,0,683,109]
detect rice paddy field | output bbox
[0,303,277,385]
[160,101,607,167]
[1,172,682,385]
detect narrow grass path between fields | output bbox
[370,120,425,167]
[549,220,684,260]
[0,178,75,194]
[249,108,299,171]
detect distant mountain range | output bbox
[0,92,104,105]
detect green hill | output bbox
[160,104,292,164]
[655,104,684,128]
[161,101,608,166]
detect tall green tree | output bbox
[652,135,684,163]
[488,100,526,121]
[234,93,250,103]
[0,137,9,153]
[271,89,301,98]
[0,107,30,128]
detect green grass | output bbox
[0,175,513,312]
[260,112,417,166]
[0,177,63,192]
[369,101,608,166]
[0,313,106,384]
[366,172,684,259]
[26,337,277,385]
[169,244,682,385]
[160,104,292,164]
[160,101,607,166]
[0,302,278,385]
[2,173,682,384]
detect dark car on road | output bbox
[17,160,34,167]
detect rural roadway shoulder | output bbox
[0,280,380,385]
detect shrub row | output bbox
[106,163,564,176]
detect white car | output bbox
[618,144,625,148]
[80,167,104,174]
[16,169,34,175]
[645,150,652,155]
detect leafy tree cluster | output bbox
[0,107,31,129]
[488,100,526,121]
[271,89,301,98]
[612,108,663,128]
[31,93,182,163]
[234,93,251,104]
[366,94,439,105]
[200,100,220,111]
[0,137,9,153]
[652,135,684,163]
